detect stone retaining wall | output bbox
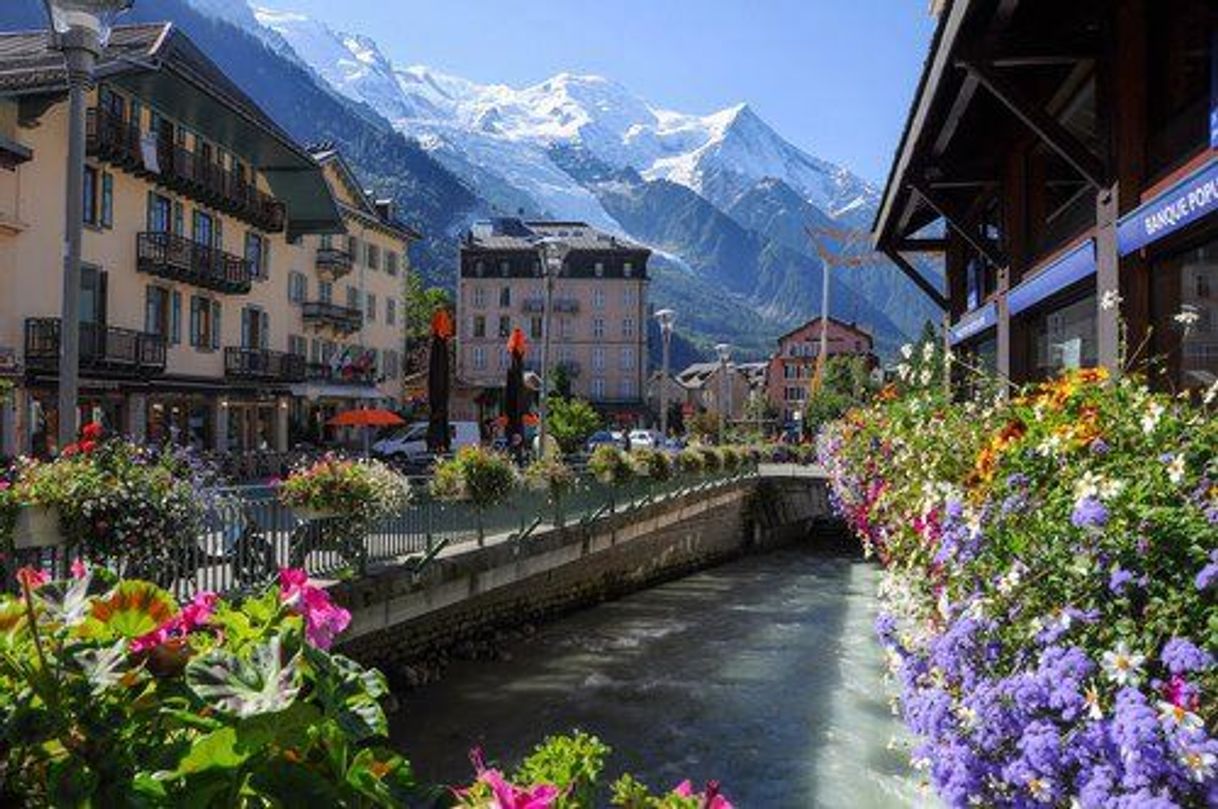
[334,473,830,673]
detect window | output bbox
[1152,237,1218,390]
[144,286,170,338]
[530,316,543,339]
[474,260,485,277]
[289,334,307,358]
[498,316,511,338]
[473,315,486,338]
[623,287,636,307]
[560,318,571,339]
[620,346,635,370]
[500,260,511,277]
[367,244,380,270]
[592,347,605,371]
[366,293,377,322]
[500,286,512,307]
[83,166,98,225]
[192,210,213,247]
[619,378,636,399]
[1025,294,1097,381]
[241,306,269,349]
[100,172,113,229]
[499,348,510,370]
[346,287,360,311]
[245,232,269,280]
[147,193,172,233]
[288,271,307,304]
[348,236,360,260]
[170,291,181,345]
[473,286,487,308]
[594,262,604,278]
[593,318,605,339]
[623,261,633,278]
[172,201,185,236]
[593,289,605,309]
[622,318,635,338]
[473,346,487,370]
[385,251,399,276]
[384,349,399,380]
[189,295,220,350]
[319,281,333,304]
[386,298,397,325]
[591,378,606,399]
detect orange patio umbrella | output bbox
[327,408,405,456]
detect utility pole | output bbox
[804,224,871,395]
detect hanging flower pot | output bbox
[12,505,64,549]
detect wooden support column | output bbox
[996,268,1012,387]
[1095,185,1122,373]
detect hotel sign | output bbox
[1118,160,1218,256]
[949,301,997,346]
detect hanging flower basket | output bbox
[11,505,64,549]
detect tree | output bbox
[551,363,573,399]
[547,397,601,454]
[803,355,875,436]
[403,273,453,374]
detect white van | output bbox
[372,421,480,460]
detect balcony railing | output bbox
[137,232,253,295]
[521,297,580,314]
[24,318,166,377]
[315,248,354,281]
[301,301,363,334]
[87,107,286,233]
[224,348,306,383]
[306,362,378,387]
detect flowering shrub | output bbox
[0,566,413,805]
[675,447,706,475]
[823,369,1218,807]
[525,454,578,528]
[588,445,634,485]
[431,446,518,544]
[1,426,210,579]
[277,454,411,522]
[630,447,673,482]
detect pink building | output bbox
[766,317,875,422]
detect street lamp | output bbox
[655,308,676,437]
[714,342,731,444]
[536,236,569,456]
[43,0,133,450]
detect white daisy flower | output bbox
[1157,701,1203,732]
[1179,748,1217,783]
[1101,641,1145,687]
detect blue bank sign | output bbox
[1118,160,1218,256]
[950,301,997,346]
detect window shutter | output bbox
[189,296,200,347]
[171,291,181,345]
[101,173,113,228]
[262,238,270,280]
[146,191,156,232]
[259,310,270,349]
[211,302,222,350]
[214,218,223,251]
[241,307,251,349]
[144,286,155,334]
[173,202,184,236]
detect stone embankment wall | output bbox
[334,473,832,673]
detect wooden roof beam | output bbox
[882,248,948,311]
[909,180,1006,268]
[957,58,1107,188]
[895,237,949,252]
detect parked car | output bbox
[585,430,620,453]
[373,421,479,460]
[628,429,661,449]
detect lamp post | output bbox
[655,308,675,437]
[43,0,133,450]
[714,342,731,445]
[536,237,569,456]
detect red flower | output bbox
[78,440,97,455]
[60,443,79,458]
[16,567,49,592]
[80,422,104,441]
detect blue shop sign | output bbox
[950,301,997,346]
[1008,240,1096,317]
[1118,160,1218,256]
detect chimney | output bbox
[375,198,396,223]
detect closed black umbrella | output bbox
[504,327,528,460]
[427,309,453,454]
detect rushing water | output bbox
[390,544,932,808]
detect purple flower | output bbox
[1072,496,1109,530]
[1197,552,1218,591]
[1109,566,1135,595]
[1089,438,1110,455]
[1160,637,1213,675]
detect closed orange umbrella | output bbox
[327,409,405,427]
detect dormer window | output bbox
[475,260,484,277]
[500,260,511,277]
[623,261,633,278]
[595,261,605,278]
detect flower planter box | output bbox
[12,506,65,549]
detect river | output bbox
[390,544,932,808]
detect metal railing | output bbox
[315,248,354,280]
[301,301,363,334]
[24,318,166,376]
[87,107,285,233]
[225,347,307,383]
[2,469,753,602]
[137,232,254,295]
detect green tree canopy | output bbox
[547,397,602,454]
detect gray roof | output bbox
[465,218,647,253]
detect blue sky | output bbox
[260,1,936,183]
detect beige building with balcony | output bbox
[456,219,649,425]
[0,24,413,458]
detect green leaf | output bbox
[81,581,178,641]
[303,645,389,741]
[36,574,94,627]
[167,726,248,776]
[247,758,344,804]
[186,635,301,718]
[346,748,417,806]
[70,639,130,695]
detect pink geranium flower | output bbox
[16,567,49,592]
[458,748,559,809]
[70,558,88,580]
[130,590,218,654]
[278,568,351,650]
[672,780,733,809]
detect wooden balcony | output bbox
[224,348,306,383]
[87,107,286,233]
[137,232,253,295]
[24,318,166,377]
[301,301,362,335]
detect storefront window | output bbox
[1026,295,1098,380]
[1152,238,1218,390]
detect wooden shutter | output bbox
[173,202,184,236]
[211,301,222,350]
[259,310,269,349]
[171,291,181,345]
[189,296,200,347]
